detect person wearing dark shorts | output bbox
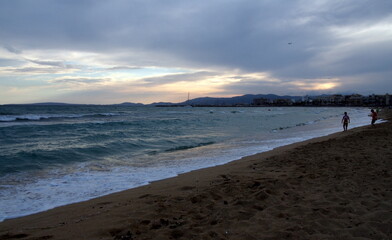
[341,112,350,131]
[370,109,377,126]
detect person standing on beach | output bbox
[370,109,378,126]
[341,112,350,131]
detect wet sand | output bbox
[1,110,391,240]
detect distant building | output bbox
[251,93,391,107]
[331,94,345,105]
[253,98,272,106]
[364,94,391,106]
[273,98,293,106]
[346,94,363,106]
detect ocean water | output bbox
[0,105,372,221]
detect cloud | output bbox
[3,45,22,54]
[219,74,344,96]
[46,87,160,105]
[107,66,142,71]
[1,1,391,74]
[140,71,217,86]
[50,77,109,85]
[12,67,67,74]
[0,0,391,104]
[0,64,80,75]
[0,58,24,68]
[27,59,67,68]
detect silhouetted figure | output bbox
[341,112,350,131]
[370,109,377,126]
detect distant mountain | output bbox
[149,102,175,106]
[18,102,144,106]
[29,102,75,105]
[5,94,305,106]
[117,102,144,106]
[177,94,302,106]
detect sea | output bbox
[0,105,372,221]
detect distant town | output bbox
[158,93,392,107]
[252,94,392,107]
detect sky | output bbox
[1,0,392,104]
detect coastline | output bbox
[1,110,391,240]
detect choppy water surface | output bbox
[0,105,371,221]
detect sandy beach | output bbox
[1,110,391,240]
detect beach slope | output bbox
[1,112,391,240]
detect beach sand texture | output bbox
[1,110,391,240]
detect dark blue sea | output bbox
[0,105,370,221]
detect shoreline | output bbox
[1,110,391,239]
[0,107,371,222]
[0,108,371,222]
